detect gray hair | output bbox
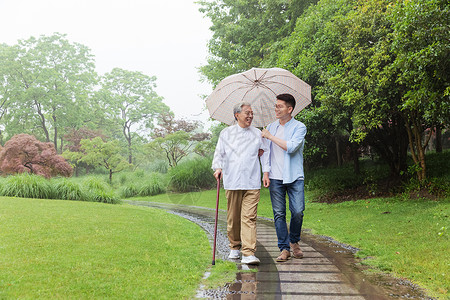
[233,101,251,120]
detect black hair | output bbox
[276,93,296,110]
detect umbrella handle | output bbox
[212,177,220,265]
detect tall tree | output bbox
[149,114,210,167]
[2,33,97,152]
[388,0,450,181]
[98,68,169,164]
[197,0,319,86]
[335,0,449,181]
[277,0,359,169]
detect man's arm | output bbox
[261,128,287,150]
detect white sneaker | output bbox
[241,255,260,265]
[228,250,240,259]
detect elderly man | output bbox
[212,102,269,265]
[262,93,307,262]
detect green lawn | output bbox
[0,197,211,299]
[134,188,450,299]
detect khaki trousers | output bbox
[225,189,260,256]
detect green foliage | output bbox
[168,157,216,192]
[81,176,120,204]
[119,172,168,198]
[52,178,87,201]
[78,137,131,183]
[98,68,169,163]
[305,164,364,199]
[148,159,169,173]
[197,0,319,86]
[0,33,97,152]
[138,173,167,196]
[0,173,54,199]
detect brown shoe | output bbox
[276,249,291,262]
[290,242,304,258]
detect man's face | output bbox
[235,105,253,128]
[275,99,293,119]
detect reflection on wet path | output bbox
[126,201,431,300]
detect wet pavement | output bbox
[126,200,432,300]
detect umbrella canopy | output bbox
[206,67,311,127]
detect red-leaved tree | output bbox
[0,134,72,178]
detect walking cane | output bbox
[212,176,220,265]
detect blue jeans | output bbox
[269,179,305,251]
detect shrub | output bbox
[0,173,54,199]
[139,173,167,196]
[168,158,216,192]
[87,189,120,204]
[120,183,140,198]
[119,172,168,198]
[52,178,87,201]
[81,176,120,204]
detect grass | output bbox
[134,189,450,299]
[0,196,211,299]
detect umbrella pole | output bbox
[212,177,220,265]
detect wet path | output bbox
[126,201,430,299]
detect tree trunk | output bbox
[109,169,113,184]
[60,136,64,154]
[351,142,360,175]
[404,116,432,182]
[52,109,59,151]
[124,124,133,164]
[335,136,342,167]
[35,100,50,142]
[435,125,442,153]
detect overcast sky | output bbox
[0,0,214,125]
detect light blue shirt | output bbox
[266,117,306,184]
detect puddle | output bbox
[301,232,434,300]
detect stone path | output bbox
[126,201,428,300]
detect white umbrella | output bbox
[206,67,311,127]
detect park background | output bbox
[0,0,448,299]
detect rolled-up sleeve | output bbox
[260,137,270,173]
[286,123,307,154]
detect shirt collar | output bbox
[236,124,250,131]
[275,117,294,128]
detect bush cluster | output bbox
[168,157,216,192]
[119,172,168,198]
[0,173,120,204]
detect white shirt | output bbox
[269,124,285,180]
[212,124,270,190]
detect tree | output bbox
[0,44,16,144]
[276,0,359,170]
[388,0,450,181]
[149,114,210,167]
[1,33,97,152]
[332,0,449,181]
[0,134,72,178]
[197,0,319,86]
[63,127,106,176]
[75,137,130,184]
[98,68,169,164]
